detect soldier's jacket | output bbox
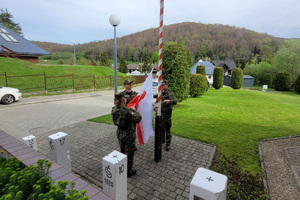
[111,105,142,142]
[121,90,138,105]
[161,88,177,118]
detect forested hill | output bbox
[34,22,284,64]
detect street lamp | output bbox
[73,43,76,65]
[109,14,120,94]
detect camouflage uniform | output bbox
[121,90,138,105]
[111,99,142,174]
[161,87,177,145]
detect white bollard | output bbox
[102,150,127,200]
[22,135,37,151]
[190,167,228,200]
[48,132,71,171]
[262,85,268,92]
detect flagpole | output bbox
[155,0,164,162]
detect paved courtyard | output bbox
[35,121,216,200]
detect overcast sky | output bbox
[1,0,299,44]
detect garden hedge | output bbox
[0,158,88,200]
[213,67,224,89]
[231,67,243,89]
[295,74,300,94]
[162,42,190,102]
[190,74,208,97]
[262,73,273,88]
[274,71,291,91]
[196,65,206,75]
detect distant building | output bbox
[127,64,140,73]
[127,64,158,74]
[224,75,254,87]
[211,60,237,75]
[0,23,50,63]
[190,60,215,85]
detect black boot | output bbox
[165,144,170,151]
[128,169,136,177]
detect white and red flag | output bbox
[128,70,154,144]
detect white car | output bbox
[152,80,158,97]
[0,86,22,104]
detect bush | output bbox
[274,71,291,91]
[190,74,208,97]
[0,158,89,200]
[196,65,206,75]
[294,74,300,94]
[162,42,190,102]
[231,68,243,89]
[262,73,273,88]
[213,67,224,89]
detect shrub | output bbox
[190,74,208,97]
[274,71,291,91]
[196,65,206,75]
[262,73,273,88]
[231,68,243,89]
[213,67,224,89]
[0,158,89,200]
[162,42,190,102]
[294,74,300,94]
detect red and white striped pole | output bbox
[157,0,164,117]
[155,0,164,162]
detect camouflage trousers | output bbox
[163,117,172,145]
[118,139,136,172]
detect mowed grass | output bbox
[91,87,300,175]
[0,57,128,92]
[0,57,117,76]
[172,87,300,174]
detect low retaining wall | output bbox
[0,129,111,200]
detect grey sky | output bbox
[1,0,299,44]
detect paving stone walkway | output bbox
[35,121,216,200]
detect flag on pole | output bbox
[127,70,154,144]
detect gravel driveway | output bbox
[259,136,300,200]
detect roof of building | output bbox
[190,60,215,75]
[0,23,50,56]
[211,60,237,70]
[225,75,254,79]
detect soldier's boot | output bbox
[128,169,136,177]
[165,143,170,151]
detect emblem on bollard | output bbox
[206,176,214,182]
[105,166,112,178]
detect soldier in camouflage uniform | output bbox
[161,80,177,151]
[111,92,142,177]
[121,79,138,105]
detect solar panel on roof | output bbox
[0,27,18,43]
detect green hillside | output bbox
[0,57,122,76]
[0,57,130,93]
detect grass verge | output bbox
[90,87,300,199]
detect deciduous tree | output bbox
[0,8,22,35]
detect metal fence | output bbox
[0,72,146,94]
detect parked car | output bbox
[0,86,22,104]
[152,80,158,97]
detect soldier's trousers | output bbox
[163,117,172,145]
[119,140,136,172]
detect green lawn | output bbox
[91,87,300,175]
[0,57,116,76]
[0,57,131,93]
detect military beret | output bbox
[162,79,168,85]
[124,79,133,84]
[114,92,125,100]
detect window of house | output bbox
[0,28,18,43]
